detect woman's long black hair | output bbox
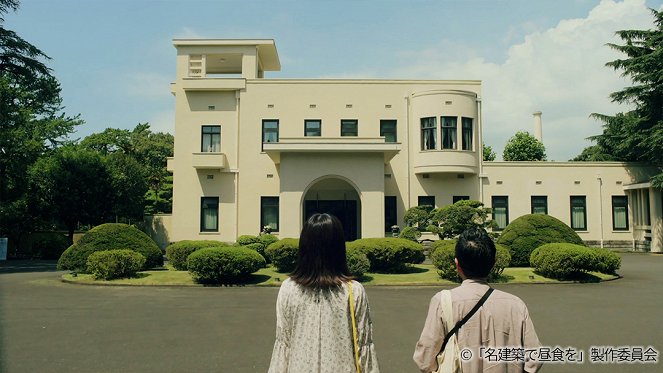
[289,213,351,288]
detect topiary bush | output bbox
[165,240,229,270]
[236,235,261,246]
[592,248,621,274]
[497,214,584,267]
[346,247,370,278]
[529,243,598,280]
[398,226,421,242]
[431,239,511,282]
[347,238,425,273]
[187,247,266,284]
[86,249,146,280]
[265,238,299,273]
[259,234,279,247]
[58,223,163,272]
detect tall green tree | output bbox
[590,9,663,186]
[29,147,113,243]
[105,152,148,222]
[0,1,80,243]
[483,143,496,161]
[570,145,617,161]
[502,131,547,161]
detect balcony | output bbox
[192,152,227,170]
[413,150,479,174]
[263,137,400,164]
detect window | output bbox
[261,197,279,232]
[341,120,358,137]
[418,196,435,209]
[385,196,397,232]
[441,116,457,149]
[262,120,279,144]
[492,196,509,230]
[200,197,219,232]
[531,196,548,214]
[201,125,220,152]
[305,119,321,136]
[380,120,397,143]
[570,196,587,231]
[421,117,437,150]
[453,196,469,204]
[461,117,473,150]
[612,196,629,231]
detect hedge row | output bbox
[346,238,425,273]
[58,223,163,272]
[430,239,511,282]
[86,249,146,280]
[530,243,621,280]
[187,247,266,284]
[165,240,230,270]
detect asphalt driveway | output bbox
[1,253,661,373]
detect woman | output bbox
[268,213,380,373]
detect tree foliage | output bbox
[590,9,663,186]
[483,143,496,161]
[428,200,495,239]
[502,131,546,161]
[570,145,618,161]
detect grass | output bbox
[62,264,618,287]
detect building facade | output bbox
[163,39,662,252]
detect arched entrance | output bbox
[303,177,361,241]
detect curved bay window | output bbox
[441,116,457,149]
[421,117,437,150]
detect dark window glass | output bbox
[201,125,220,152]
[492,196,509,230]
[305,120,321,137]
[380,120,397,143]
[341,119,358,137]
[200,197,219,232]
[418,196,435,209]
[261,197,279,232]
[531,196,548,214]
[570,196,587,230]
[421,117,437,150]
[385,196,397,232]
[441,116,457,149]
[461,117,473,150]
[612,195,628,231]
[453,196,470,204]
[262,120,279,144]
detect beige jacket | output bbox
[414,279,543,373]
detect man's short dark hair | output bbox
[455,227,496,279]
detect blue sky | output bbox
[5,0,663,160]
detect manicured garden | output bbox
[59,211,622,287]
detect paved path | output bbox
[1,253,662,373]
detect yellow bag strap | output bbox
[348,281,361,373]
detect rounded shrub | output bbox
[259,234,279,247]
[165,240,229,270]
[187,247,266,284]
[346,247,370,278]
[58,223,163,272]
[236,235,261,246]
[592,248,621,274]
[347,238,425,273]
[529,243,597,280]
[265,238,299,273]
[398,226,421,242]
[431,240,511,282]
[86,249,146,280]
[497,214,584,267]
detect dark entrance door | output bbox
[304,200,358,241]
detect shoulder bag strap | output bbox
[348,282,361,373]
[438,287,494,355]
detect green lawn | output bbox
[62,264,617,287]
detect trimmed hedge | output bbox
[430,240,511,282]
[187,247,266,284]
[265,238,299,273]
[347,238,425,273]
[497,214,584,267]
[592,248,621,274]
[236,235,261,246]
[346,247,370,278]
[86,249,146,280]
[529,243,622,280]
[259,234,279,247]
[398,226,421,242]
[165,240,229,270]
[58,223,163,272]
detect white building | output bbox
[155,39,662,253]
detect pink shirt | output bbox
[414,279,543,373]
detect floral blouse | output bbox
[268,278,380,373]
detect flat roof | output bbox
[172,39,280,71]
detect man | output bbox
[413,228,542,372]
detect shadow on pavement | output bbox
[0,260,59,274]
